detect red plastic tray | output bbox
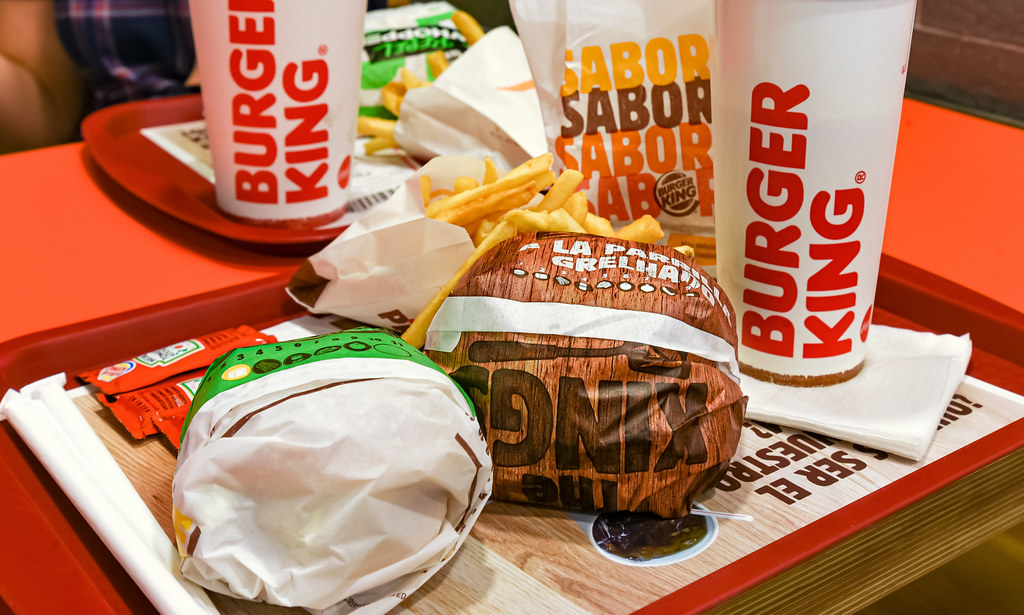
[79,95,343,255]
[1,257,1023,614]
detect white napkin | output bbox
[742,325,972,461]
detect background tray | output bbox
[80,96,343,255]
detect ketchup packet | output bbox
[97,369,205,447]
[79,326,276,395]
[153,410,189,450]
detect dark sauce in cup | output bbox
[591,511,709,562]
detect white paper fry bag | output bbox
[510,0,718,268]
[393,26,547,170]
[172,329,492,614]
[287,156,487,333]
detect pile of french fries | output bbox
[401,152,689,348]
[419,153,665,246]
[368,10,692,348]
[356,10,486,155]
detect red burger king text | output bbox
[228,0,331,205]
[556,35,713,222]
[741,83,864,360]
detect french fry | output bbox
[472,216,501,245]
[426,193,450,211]
[533,169,583,212]
[364,135,398,155]
[380,81,406,116]
[453,176,479,193]
[674,245,696,258]
[433,180,539,227]
[356,116,396,138]
[501,207,585,234]
[561,191,590,225]
[547,208,588,233]
[501,209,551,233]
[402,220,518,348]
[452,10,485,46]
[463,219,482,238]
[424,153,554,218]
[616,214,665,243]
[400,67,429,90]
[420,176,431,206]
[427,50,449,78]
[482,156,498,184]
[532,170,558,193]
[582,212,616,237]
[505,153,553,180]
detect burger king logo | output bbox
[654,170,700,217]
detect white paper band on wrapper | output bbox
[424,296,741,382]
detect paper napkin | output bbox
[742,325,972,461]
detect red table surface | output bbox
[882,99,1024,314]
[0,98,1021,614]
[0,143,304,345]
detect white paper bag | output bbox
[510,0,718,266]
[393,26,547,170]
[287,156,487,332]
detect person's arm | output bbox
[0,0,86,154]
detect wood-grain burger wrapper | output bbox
[425,233,746,518]
[172,328,492,614]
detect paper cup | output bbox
[711,0,916,386]
[188,1,366,228]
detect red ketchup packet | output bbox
[97,369,206,448]
[79,325,276,395]
[152,410,188,450]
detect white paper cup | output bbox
[711,0,916,386]
[188,1,366,228]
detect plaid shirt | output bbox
[54,1,392,113]
[54,0,196,112]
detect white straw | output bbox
[2,382,218,614]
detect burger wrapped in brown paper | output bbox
[425,233,746,518]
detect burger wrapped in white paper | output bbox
[171,328,492,614]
